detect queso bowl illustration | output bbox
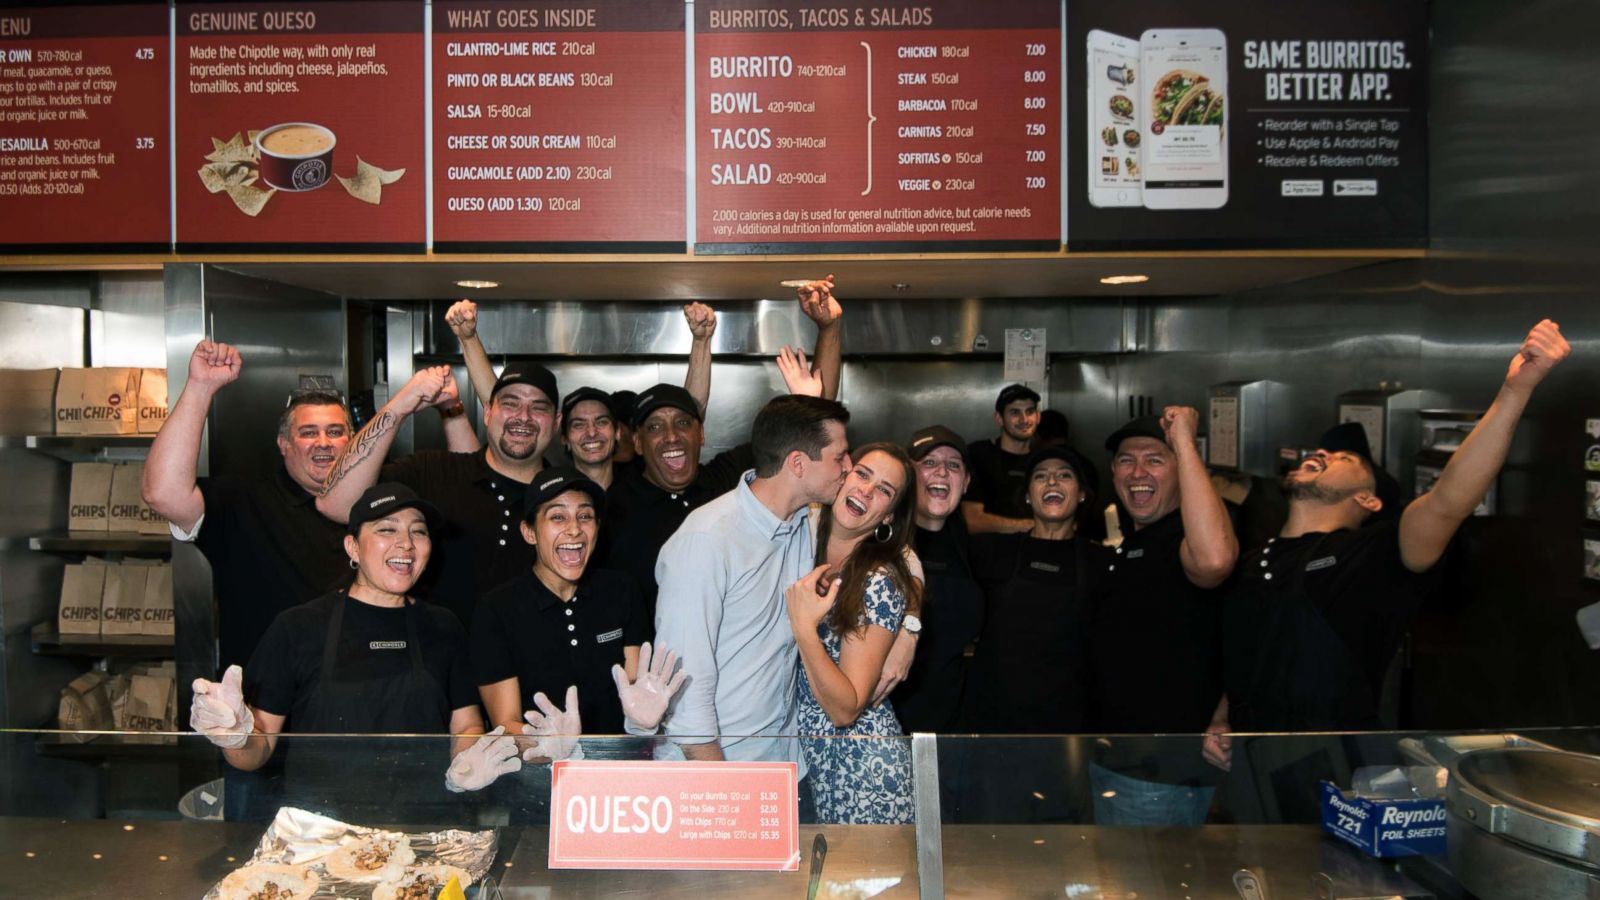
[254,122,336,191]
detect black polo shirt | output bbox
[600,444,754,622]
[381,450,534,629]
[1223,519,1432,727]
[892,522,985,733]
[244,591,479,725]
[192,466,351,670]
[1087,509,1225,734]
[470,569,648,734]
[965,438,1031,519]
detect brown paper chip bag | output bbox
[138,367,168,434]
[0,368,59,435]
[122,674,174,741]
[108,462,147,532]
[101,564,149,636]
[58,563,107,635]
[55,367,140,435]
[141,564,175,637]
[58,671,114,742]
[69,462,115,531]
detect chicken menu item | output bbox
[175,2,424,250]
[694,0,1060,253]
[432,0,685,251]
[0,4,169,250]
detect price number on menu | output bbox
[1023,69,1048,83]
[1025,149,1047,162]
[1024,43,1048,56]
[1024,123,1048,136]
[134,47,155,60]
[760,791,778,801]
[1023,96,1047,109]
[135,137,156,150]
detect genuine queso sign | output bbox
[549,761,799,871]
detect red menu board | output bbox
[694,1,1060,253]
[432,1,685,252]
[0,4,169,252]
[175,2,424,251]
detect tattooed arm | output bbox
[316,367,458,523]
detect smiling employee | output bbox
[473,468,648,735]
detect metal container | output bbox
[1446,747,1600,898]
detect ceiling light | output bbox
[454,279,499,289]
[1099,274,1149,285]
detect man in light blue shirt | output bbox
[652,395,853,766]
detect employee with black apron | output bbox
[1209,320,1570,766]
[190,484,522,822]
[957,446,1097,822]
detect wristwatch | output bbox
[902,614,923,635]
[437,400,466,420]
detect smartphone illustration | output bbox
[1140,28,1227,210]
[1087,29,1141,208]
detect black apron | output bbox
[964,535,1089,734]
[1228,537,1381,732]
[282,595,464,823]
[893,541,985,734]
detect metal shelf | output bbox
[30,622,173,659]
[28,532,170,553]
[0,435,154,450]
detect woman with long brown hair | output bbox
[785,442,923,824]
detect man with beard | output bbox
[1085,406,1238,825]
[963,384,1043,534]
[317,362,556,627]
[1208,321,1569,759]
[602,280,843,623]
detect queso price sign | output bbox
[549,761,799,871]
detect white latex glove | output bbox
[522,686,582,761]
[190,664,253,749]
[445,726,522,792]
[612,642,688,732]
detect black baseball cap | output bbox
[1025,445,1100,499]
[907,425,968,464]
[523,467,607,521]
[1104,415,1167,454]
[490,363,559,407]
[1318,422,1405,515]
[610,389,640,425]
[348,483,442,535]
[561,386,617,425]
[995,384,1041,412]
[631,383,701,428]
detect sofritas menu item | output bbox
[694,0,1060,252]
[176,2,424,249]
[431,0,686,251]
[0,3,170,251]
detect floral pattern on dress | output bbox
[797,569,914,825]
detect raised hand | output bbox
[190,664,252,749]
[683,302,717,341]
[1504,319,1570,394]
[776,346,823,397]
[796,275,842,327]
[1160,405,1200,447]
[188,340,243,390]
[444,299,478,341]
[395,366,455,415]
[445,726,522,792]
[612,642,688,731]
[522,685,582,761]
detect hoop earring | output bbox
[348,558,359,570]
[873,521,894,543]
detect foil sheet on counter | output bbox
[203,806,498,899]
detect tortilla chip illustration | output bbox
[336,157,405,205]
[205,132,256,165]
[225,183,276,217]
[198,161,257,194]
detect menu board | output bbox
[1065,0,1428,249]
[0,4,169,251]
[175,1,425,251]
[432,1,685,252]
[694,0,1060,253]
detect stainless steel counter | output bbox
[0,817,1432,898]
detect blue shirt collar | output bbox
[735,470,808,540]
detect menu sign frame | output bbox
[0,1,171,253]
[693,0,1062,255]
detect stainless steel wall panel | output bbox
[89,273,165,368]
[0,301,84,370]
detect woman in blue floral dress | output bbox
[786,443,923,824]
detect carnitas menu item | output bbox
[695,0,1060,253]
[432,1,685,252]
[176,2,425,251]
[0,4,170,251]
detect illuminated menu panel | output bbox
[0,4,169,251]
[175,2,425,251]
[694,0,1060,253]
[432,1,685,252]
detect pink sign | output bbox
[549,760,800,871]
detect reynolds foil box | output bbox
[1320,781,1447,858]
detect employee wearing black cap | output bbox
[963,384,1043,535]
[890,426,984,734]
[472,468,651,736]
[603,279,844,621]
[318,362,558,627]
[1208,321,1570,760]
[610,390,642,470]
[1086,406,1237,826]
[190,484,520,806]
